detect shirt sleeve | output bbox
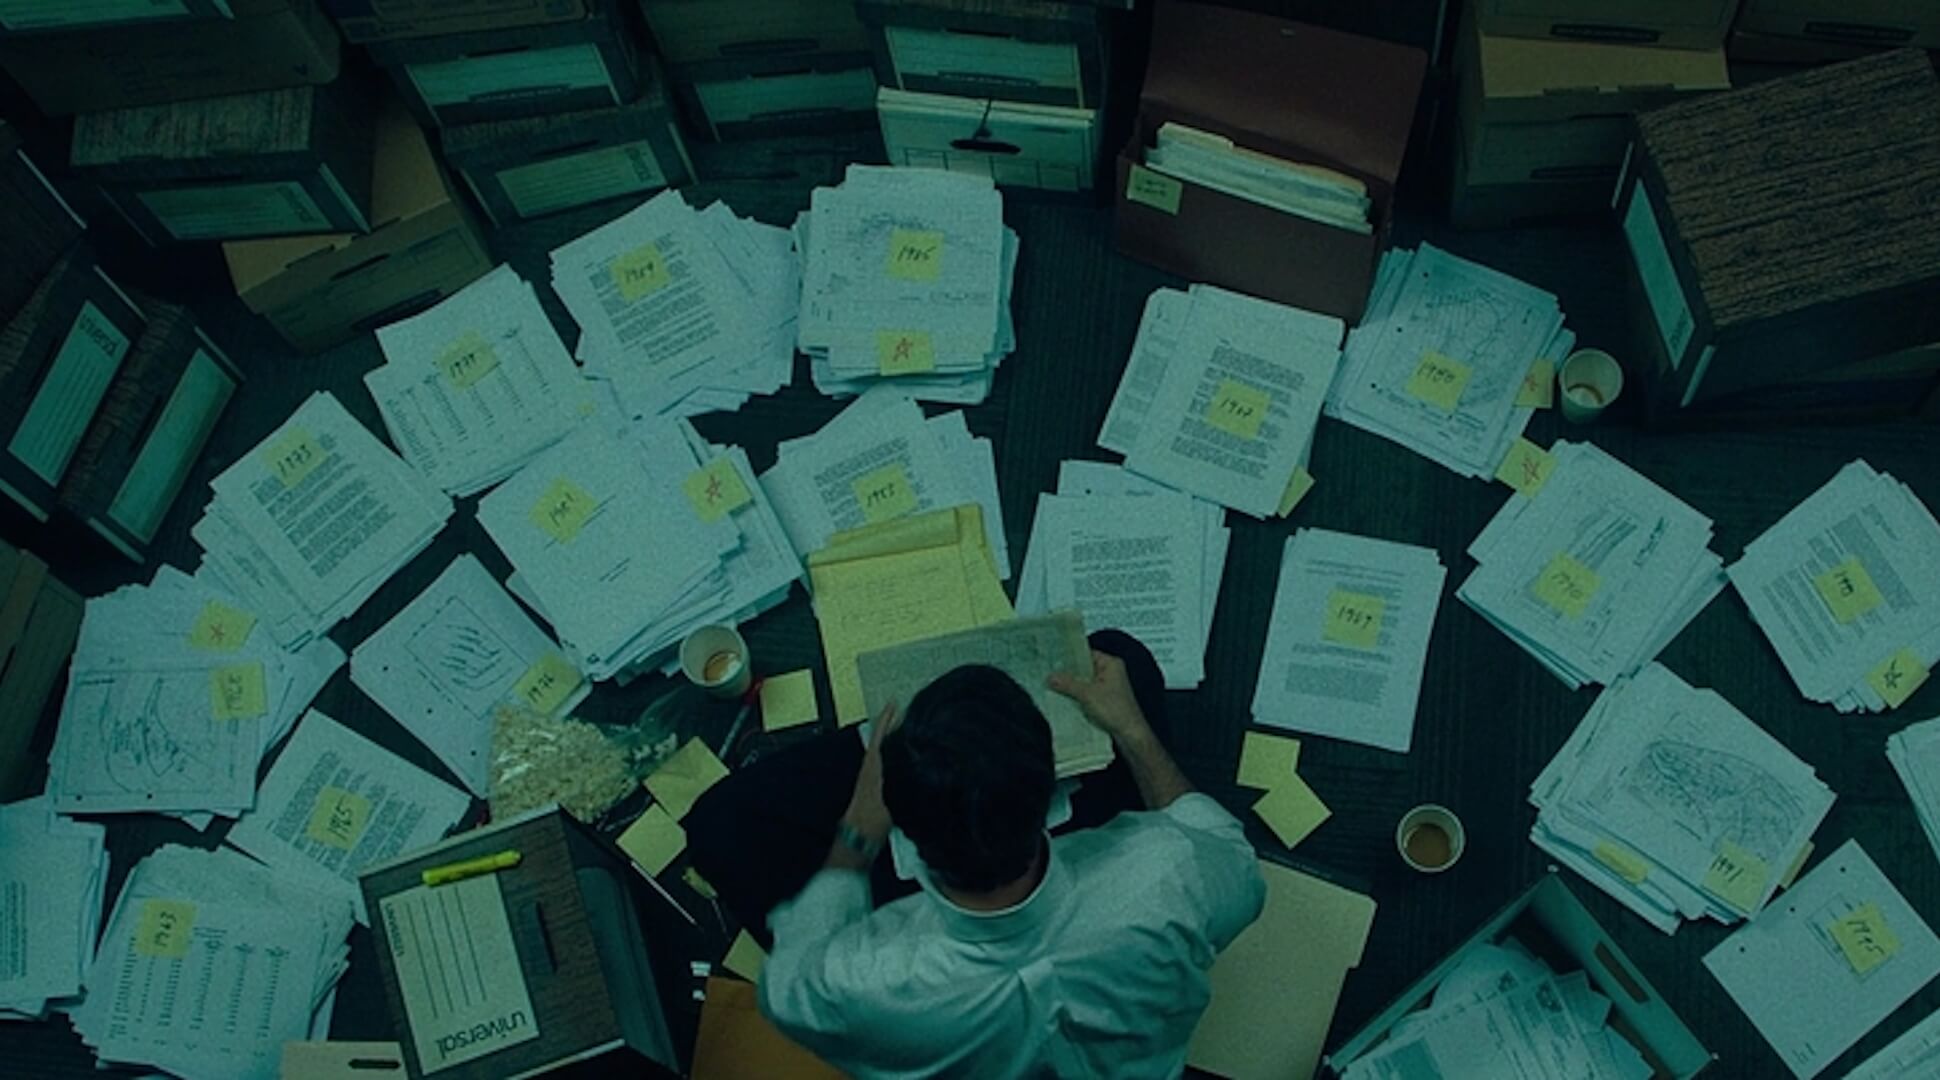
[757,868,874,1054]
[1160,793,1267,951]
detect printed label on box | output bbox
[409,43,614,110]
[136,181,331,242]
[7,300,130,487]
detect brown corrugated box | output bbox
[0,538,81,802]
[320,0,586,43]
[1475,0,1736,50]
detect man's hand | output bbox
[1049,650,1152,743]
[840,701,901,850]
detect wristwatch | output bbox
[835,821,884,861]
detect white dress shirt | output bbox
[761,794,1267,1079]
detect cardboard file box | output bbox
[0,538,81,802]
[0,247,147,523]
[224,102,492,354]
[1328,873,1713,1078]
[857,0,1119,110]
[879,86,1099,192]
[0,0,341,116]
[1114,2,1426,324]
[1448,139,1612,230]
[1616,49,1940,419]
[368,0,641,126]
[0,0,232,35]
[59,304,241,562]
[1476,0,1736,50]
[71,85,374,244]
[673,53,879,140]
[0,122,87,324]
[359,808,679,1080]
[322,0,587,44]
[1736,0,1940,53]
[444,81,692,225]
[639,0,868,66]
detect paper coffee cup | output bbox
[680,624,752,699]
[1559,349,1623,424]
[1396,804,1466,874]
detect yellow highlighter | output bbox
[422,850,522,887]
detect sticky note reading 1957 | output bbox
[886,228,944,283]
[263,428,328,488]
[853,463,918,524]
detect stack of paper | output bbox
[1887,716,1940,868]
[1143,122,1372,233]
[0,796,107,1020]
[1846,1007,1940,1079]
[194,391,453,649]
[1335,942,1656,1080]
[758,388,1011,578]
[1327,245,1573,479]
[366,265,595,496]
[1529,663,1835,933]
[1101,285,1343,518]
[794,165,1018,404]
[550,190,797,419]
[1459,441,1724,688]
[1728,460,1940,712]
[1251,529,1446,753]
[808,505,1012,725]
[47,565,342,822]
[1016,460,1228,689]
[71,844,355,1080]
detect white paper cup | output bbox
[1559,349,1624,424]
[1396,804,1466,874]
[679,625,751,699]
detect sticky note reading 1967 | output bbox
[1533,552,1599,619]
[134,899,196,959]
[530,477,597,544]
[1205,379,1270,440]
[886,228,944,283]
[1322,590,1384,650]
[305,785,372,851]
[611,242,673,301]
[263,428,327,488]
[1406,351,1472,412]
[853,463,918,524]
[876,330,937,376]
[437,331,500,390]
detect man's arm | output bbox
[1049,651,1192,809]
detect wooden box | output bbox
[322,0,587,43]
[71,84,374,244]
[444,72,691,224]
[672,52,879,141]
[0,122,87,325]
[1475,0,1737,50]
[0,538,81,802]
[1616,48,1940,418]
[367,0,641,126]
[0,0,232,35]
[856,0,1118,110]
[59,303,241,562]
[639,0,867,66]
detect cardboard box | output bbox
[1448,137,1614,230]
[1617,48,1940,420]
[1736,0,1940,52]
[321,0,586,43]
[0,246,148,522]
[673,53,879,140]
[0,0,232,35]
[639,0,868,66]
[0,0,341,116]
[71,84,374,244]
[1114,2,1426,323]
[366,0,641,126]
[1328,873,1713,1078]
[224,102,493,354]
[0,122,87,323]
[0,538,81,802]
[444,78,693,225]
[857,0,1118,110]
[879,86,1100,192]
[1724,28,1887,66]
[1475,0,1736,50]
[1652,342,1940,427]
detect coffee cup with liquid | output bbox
[680,624,753,699]
[1396,804,1466,874]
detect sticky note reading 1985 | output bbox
[305,786,372,851]
[263,428,327,488]
[1830,902,1900,975]
[886,228,944,283]
[853,463,918,524]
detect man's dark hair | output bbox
[881,664,1056,893]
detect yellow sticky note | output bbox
[760,669,820,732]
[1126,164,1183,214]
[1517,358,1556,408]
[263,427,327,488]
[304,786,372,851]
[1277,467,1315,518]
[1254,774,1330,848]
[1236,732,1300,790]
[1814,557,1884,624]
[512,652,582,717]
[1206,379,1270,440]
[531,476,597,544]
[876,330,937,376]
[645,738,730,821]
[722,930,768,983]
[1495,438,1555,497]
[436,331,500,390]
[1593,842,1651,885]
[134,899,196,959]
[209,662,267,721]
[1406,352,1472,411]
[683,867,718,899]
[1868,648,1931,710]
[611,242,672,301]
[187,600,255,652]
[617,804,686,876]
[852,463,918,525]
[1703,840,1771,914]
[683,458,753,523]
[1533,552,1599,619]
[1322,590,1384,650]
[885,228,944,282]
[1831,903,1901,975]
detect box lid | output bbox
[1139,0,1426,192]
[1471,24,1729,124]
